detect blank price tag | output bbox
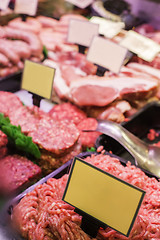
[0,0,10,10]
[65,0,94,9]
[120,30,160,62]
[68,19,99,47]
[87,36,128,73]
[14,0,38,16]
[63,157,145,237]
[21,60,55,100]
[90,16,125,39]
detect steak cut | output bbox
[70,75,158,106]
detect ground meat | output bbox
[13,176,91,240]
[13,153,160,239]
[77,118,101,149]
[85,154,160,240]
[147,129,159,141]
[0,154,41,194]
[0,91,23,116]
[28,118,80,155]
[49,102,87,126]
[39,141,82,173]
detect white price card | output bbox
[21,60,55,100]
[120,30,160,62]
[63,157,145,237]
[14,0,38,16]
[68,19,99,47]
[65,0,94,9]
[87,35,128,73]
[0,0,10,10]
[90,16,125,39]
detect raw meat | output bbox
[69,75,158,106]
[36,16,58,28]
[0,154,41,194]
[8,17,42,34]
[0,91,23,116]
[127,62,160,80]
[4,27,42,57]
[0,52,10,66]
[12,175,89,240]
[49,102,87,125]
[12,153,160,239]
[77,118,101,148]
[28,117,80,155]
[0,130,8,148]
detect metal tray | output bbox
[96,101,160,166]
[0,149,158,240]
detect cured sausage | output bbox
[4,27,42,57]
[0,52,10,66]
[8,17,42,34]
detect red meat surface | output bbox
[12,153,160,240]
[0,154,41,194]
[77,118,101,149]
[28,117,80,155]
[49,102,87,125]
[0,131,8,159]
[0,91,23,116]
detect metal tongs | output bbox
[85,120,160,178]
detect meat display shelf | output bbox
[0,149,158,240]
[96,101,160,167]
[0,72,22,92]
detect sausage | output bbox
[4,27,42,57]
[0,66,19,77]
[0,39,31,59]
[36,16,58,28]
[0,52,10,67]
[8,17,42,34]
[0,43,20,64]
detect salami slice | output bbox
[0,91,23,116]
[49,102,86,126]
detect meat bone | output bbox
[84,120,160,178]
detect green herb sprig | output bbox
[0,113,41,159]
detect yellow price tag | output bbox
[63,157,145,237]
[21,60,55,100]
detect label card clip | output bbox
[21,60,55,107]
[63,157,145,238]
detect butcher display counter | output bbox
[0,149,159,240]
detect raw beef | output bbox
[12,153,160,240]
[49,102,87,125]
[28,117,80,155]
[0,154,41,194]
[77,118,101,148]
